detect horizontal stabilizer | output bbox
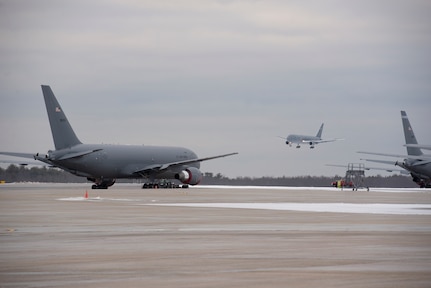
[0,152,35,159]
[0,159,49,166]
[0,152,51,166]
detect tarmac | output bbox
[1,183,431,288]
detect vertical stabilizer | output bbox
[316,123,324,139]
[401,110,422,156]
[41,85,82,150]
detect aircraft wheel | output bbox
[92,184,108,189]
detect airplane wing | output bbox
[161,152,238,170]
[359,158,397,166]
[365,166,408,174]
[133,152,238,175]
[357,151,431,160]
[362,157,431,168]
[326,163,406,174]
[304,138,344,144]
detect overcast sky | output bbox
[1,0,430,178]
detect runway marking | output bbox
[195,186,429,193]
[56,197,142,202]
[56,196,431,215]
[57,197,101,201]
[146,203,431,215]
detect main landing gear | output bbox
[142,180,187,189]
[89,178,116,189]
[91,184,109,189]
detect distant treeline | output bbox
[200,173,417,188]
[0,165,417,188]
[0,165,86,183]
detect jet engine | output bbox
[175,167,203,185]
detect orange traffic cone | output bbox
[84,190,88,199]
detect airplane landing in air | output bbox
[0,85,238,189]
[280,123,343,149]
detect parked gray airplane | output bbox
[282,123,343,149]
[0,85,238,189]
[359,111,431,188]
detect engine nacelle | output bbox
[175,167,203,185]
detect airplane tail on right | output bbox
[401,110,422,156]
[41,85,82,150]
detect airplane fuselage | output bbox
[36,144,199,179]
[398,159,431,182]
[286,135,320,148]
[286,134,320,143]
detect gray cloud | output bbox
[1,0,430,178]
